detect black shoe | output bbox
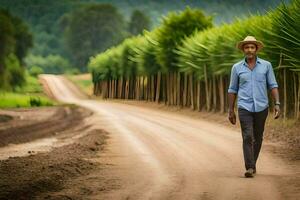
[253,168,256,174]
[244,168,254,178]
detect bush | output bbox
[5,54,25,89]
[29,96,42,107]
[29,66,44,77]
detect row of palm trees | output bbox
[89,1,300,119]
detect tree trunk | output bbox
[169,72,173,105]
[108,79,111,98]
[177,72,181,107]
[166,73,170,105]
[144,76,147,100]
[183,72,188,106]
[162,74,167,104]
[111,79,114,98]
[173,72,177,105]
[93,83,96,95]
[209,79,212,111]
[293,73,297,118]
[212,75,217,112]
[204,64,210,111]
[129,78,133,99]
[125,78,129,99]
[100,82,102,96]
[156,72,161,103]
[190,73,194,110]
[151,75,155,101]
[297,73,300,119]
[142,76,145,100]
[219,75,225,113]
[133,78,136,99]
[102,80,108,99]
[197,80,201,111]
[135,76,139,100]
[98,82,102,96]
[118,77,122,98]
[147,76,150,101]
[283,67,287,120]
[100,81,104,98]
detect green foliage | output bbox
[66,74,93,95]
[29,96,42,107]
[25,54,71,74]
[88,36,149,82]
[151,7,213,72]
[10,15,33,63]
[28,66,44,77]
[0,72,55,108]
[16,71,43,93]
[65,68,80,75]
[5,53,25,88]
[176,0,300,79]
[0,10,14,72]
[0,0,289,77]
[135,32,160,76]
[129,9,151,36]
[0,92,53,108]
[0,9,32,90]
[89,45,123,83]
[89,0,299,85]
[176,14,274,79]
[64,4,127,72]
[270,0,300,71]
[88,7,213,80]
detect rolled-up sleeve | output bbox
[266,63,278,90]
[228,66,238,93]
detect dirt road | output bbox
[21,75,300,199]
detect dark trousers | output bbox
[238,108,268,170]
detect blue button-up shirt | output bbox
[228,57,278,112]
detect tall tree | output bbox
[64,4,127,72]
[0,9,32,90]
[0,11,14,74]
[128,9,151,36]
[11,16,33,65]
[153,6,213,72]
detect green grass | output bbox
[0,72,56,108]
[66,74,93,95]
[0,93,54,108]
[14,73,43,94]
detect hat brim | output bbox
[237,40,264,51]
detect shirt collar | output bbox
[243,56,261,66]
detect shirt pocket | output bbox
[239,72,250,84]
[255,73,266,83]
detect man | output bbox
[227,36,281,178]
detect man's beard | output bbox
[246,53,255,58]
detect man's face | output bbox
[243,43,257,59]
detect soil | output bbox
[0,106,112,200]
[0,74,299,200]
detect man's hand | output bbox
[274,105,280,119]
[228,110,236,125]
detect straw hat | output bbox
[237,36,264,51]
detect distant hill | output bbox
[0,0,290,31]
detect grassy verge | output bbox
[0,73,56,108]
[0,93,54,108]
[65,73,93,96]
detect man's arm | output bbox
[228,93,237,124]
[267,63,280,119]
[228,66,238,125]
[271,88,280,119]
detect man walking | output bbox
[227,36,281,178]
